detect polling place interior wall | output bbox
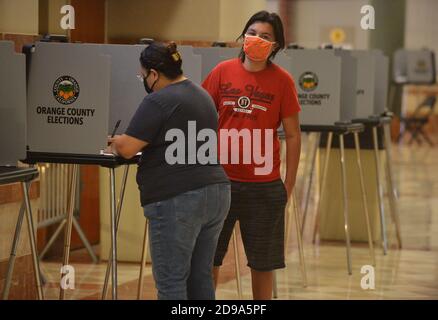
[0,0,67,35]
[405,0,438,62]
[106,0,221,42]
[105,0,266,43]
[403,0,438,115]
[0,0,39,34]
[289,0,371,49]
[218,0,267,42]
[368,0,406,116]
[41,0,69,35]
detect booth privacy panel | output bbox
[193,47,241,81]
[334,50,357,122]
[374,52,389,115]
[351,50,376,119]
[0,41,27,165]
[27,42,111,155]
[286,49,342,126]
[178,46,202,85]
[351,50,389,118]
[73,43,147,135]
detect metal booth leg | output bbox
[3,179,44,300]
[39,219,67,260]
[109,167,118,300]
[383,124,403,249]
[2,202,26,300]
[71,217,98,263]
[353,132,376,266]
[102,165,130,299]
[372,127,388,255]
[59,164,79,300]
[293,190,308,287]
[302,133,321,233]
[312,132,333,243]
[339,134,352,275]
[22,181,44,300]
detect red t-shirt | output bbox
[202,58,301,182]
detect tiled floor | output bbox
[40,138,438,300]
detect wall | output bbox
[48,0,69,35]
[289,0,371,49]
[402,0,438,116]
[106,0,221,43]
[405,0,438,72]
[218,0,266,42]
[0,0,39,34]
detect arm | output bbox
[282,113,301,199]
[108,134,148,159]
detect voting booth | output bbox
[24,41,206,300]
[24,41,158,300]
[279,48,380,273]
[26,42,111,155]
[0,41,43,300]
[317,49,401,255]
[393,49,436,85]
[0,41,27,166]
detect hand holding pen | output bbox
[106,120,121,154]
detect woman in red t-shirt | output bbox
[202,11,301,300]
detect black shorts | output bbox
[213,179,288,272]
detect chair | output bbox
[400,95,436,146]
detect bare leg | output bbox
[213,266,220,289]
[251,269,273,300]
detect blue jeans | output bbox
[143,183,231,300]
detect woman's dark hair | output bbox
[140,41,183,79]
[238,11,285,63]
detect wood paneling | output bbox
[71,165,100,249]
[0,255,37,300]
[2,34,40,52]
[0,181,39,205]
[70,0,106,44]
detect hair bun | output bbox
[167,41,181,62]
[167,41,177,53]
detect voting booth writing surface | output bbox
[0,41,27,166]
[27,42,111,155]
[285,49,342,125]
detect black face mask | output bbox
[143,71,158,94]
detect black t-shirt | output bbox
[125,79,229,206]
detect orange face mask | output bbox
[243,35,274,62]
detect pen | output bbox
[111,120,121,138]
